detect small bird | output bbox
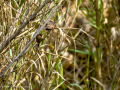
[36,34,43,47]
[45,21,54,31]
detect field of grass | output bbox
[0,0,120,90]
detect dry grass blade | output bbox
[53,81,65,90]
[73,28,83,39]
[90,77,106,90]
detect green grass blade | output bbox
[68,49,88,54]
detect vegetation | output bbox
[0,0,120,90]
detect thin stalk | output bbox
[95,0,101,90]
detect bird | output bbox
[36,34,43,47]
[44,21,54,31]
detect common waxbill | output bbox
[36,34,43,47]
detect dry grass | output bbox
[0,0,120,90]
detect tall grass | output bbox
[0,0,120,90]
